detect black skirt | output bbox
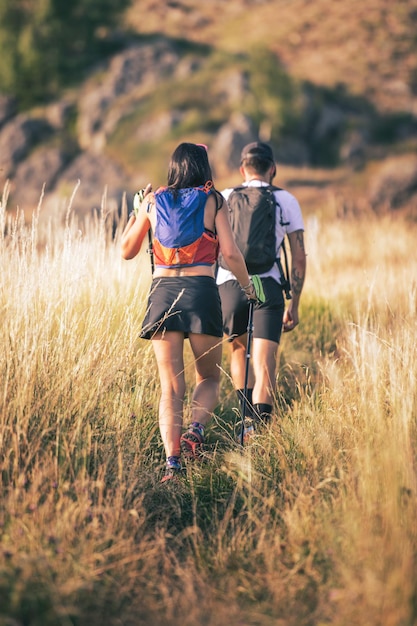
[140,276,223,340]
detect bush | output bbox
[0,0,131,107]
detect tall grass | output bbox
[1,185,416,626]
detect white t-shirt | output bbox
[216,180,304,286]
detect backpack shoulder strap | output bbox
[276,238,292,300]
[269,186,290,227]
[272,190,292,299]
[208,188,223,213]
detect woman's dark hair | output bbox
[167,143,213,189]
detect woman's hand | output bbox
[133,183,153,217]
[121,183,153,260]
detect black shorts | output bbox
[218,277,285,344]
[140,276,223,340]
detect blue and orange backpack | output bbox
[150,181,219,269]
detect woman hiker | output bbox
[121,142,264,482]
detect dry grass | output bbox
[0,184,417,625]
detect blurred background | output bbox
[1,0,416,222]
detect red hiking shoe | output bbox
[180,423,204,459]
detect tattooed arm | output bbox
[283,229,306,332]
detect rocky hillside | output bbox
[128,0,417,114]
[1,0,417,223]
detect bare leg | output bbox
[228,333,255,390]
[151,331,185,457]
[188,333,222,427]
[251,338,278,406]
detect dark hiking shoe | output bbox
[256,413,272,427]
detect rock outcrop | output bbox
[1,35,417,221]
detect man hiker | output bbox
[216,141,307,440]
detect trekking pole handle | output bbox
[242,275,266,304]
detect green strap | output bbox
[250,275,266,303]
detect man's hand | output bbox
[282,304,299,332]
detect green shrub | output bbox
[0,0,131,107]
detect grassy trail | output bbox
[0,191,416,625]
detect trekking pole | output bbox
[147,228,154,274]
[239,299,255,446]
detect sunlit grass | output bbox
[0,185,416,625]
